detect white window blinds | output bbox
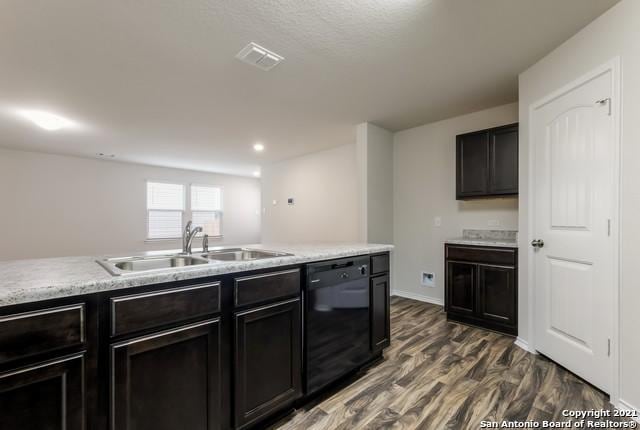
[191,185,223,237]
[146,182,184,239]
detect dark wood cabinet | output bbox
[0,353,86,430]
[110,318,222,430]
[370,274,390,353]
[477,265,516,326]
[456,123,518,200]
[445,244,517,335]
[233,298,302,429]
[446,261,476,316]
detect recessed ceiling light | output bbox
[16,109,76,131]
[253,143,265,152]
[253,171,261,177]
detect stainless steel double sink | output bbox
[97,248,292,276]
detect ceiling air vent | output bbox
[235,42,284,71]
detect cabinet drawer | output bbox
[370,253,390,275]
[234,269,300,308]
[0,304,85,365]
[446,245,516,266]
[110,282,221,337]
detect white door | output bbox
[531,67,616,393]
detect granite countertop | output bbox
[0,243,393,307]
[445,229,518,248]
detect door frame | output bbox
[526,57,622,403]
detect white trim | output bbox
[391,289,444,306]
[527,57,622,403]
[616,400,640,424]
[514,337,537,354]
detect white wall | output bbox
[393,103,519,303]
[260,144,360,243]
[0,148,261,260]
[356,123,394,244]
[518,0,639,410]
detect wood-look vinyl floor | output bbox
[272,297,623,430]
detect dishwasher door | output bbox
[305,257,371,395]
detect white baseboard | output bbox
[391,289,444,306]
[514,337,537,354]
[617,399,640,423]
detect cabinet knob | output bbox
[531,239,544,248]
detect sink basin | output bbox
[201,248,291,262]
[97,254,209,276]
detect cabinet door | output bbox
[489,125,518,195]
[477,265,516,326]
[0,353,85,430]
[234,298,301,429]
[370,275,390,353]
[111,319,222,430]
[456,131,489,198]
[446,261,476,315]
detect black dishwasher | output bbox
[305,256,371,395]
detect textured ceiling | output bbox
[0,0,619,176]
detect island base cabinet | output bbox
[370,275,390,353]
[234,298,302,429]
[0,353,86,430]
[110,319,222,430]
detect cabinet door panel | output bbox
[234,298,301,429]
[456,131,489,198]
[478,265,516,325]
[110,319,222,430]
[446,262,476,315]
[489,125,519,194]
[0,353,85,430]
[370,275,390,353]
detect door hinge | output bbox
[608,219,611,236]
[596,98,612,116]
[608,339,611,357]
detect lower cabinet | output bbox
[477,264,516,326]
[110,319,222,430]
[370,274,390,353]
[445,244,518,335]
[446,261,476,316]
[233,298,302,429]
[0,353,86,430]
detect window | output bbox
[191,185,222,237]
[146,182,223,240]
[147,182,185,239]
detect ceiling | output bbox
[0,0,619,176]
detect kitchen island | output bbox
[0,243,392,430]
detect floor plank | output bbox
[271,297,616,430]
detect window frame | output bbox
[144,180,224,242]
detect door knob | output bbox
[531,239,544,248]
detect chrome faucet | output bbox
[182,221,203,254]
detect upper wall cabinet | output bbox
[456,123,519,200]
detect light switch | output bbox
[434,217,442,227]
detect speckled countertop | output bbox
[0,243,393,307]
[445,229,518,248]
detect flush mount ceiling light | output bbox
[253,171,261,178]
[235,42,284,71]
[16,109,76,131]
[253,143,265,152]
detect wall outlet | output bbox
[488,219,500,227]
[434,216,442,227]
[421,272,436,287]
